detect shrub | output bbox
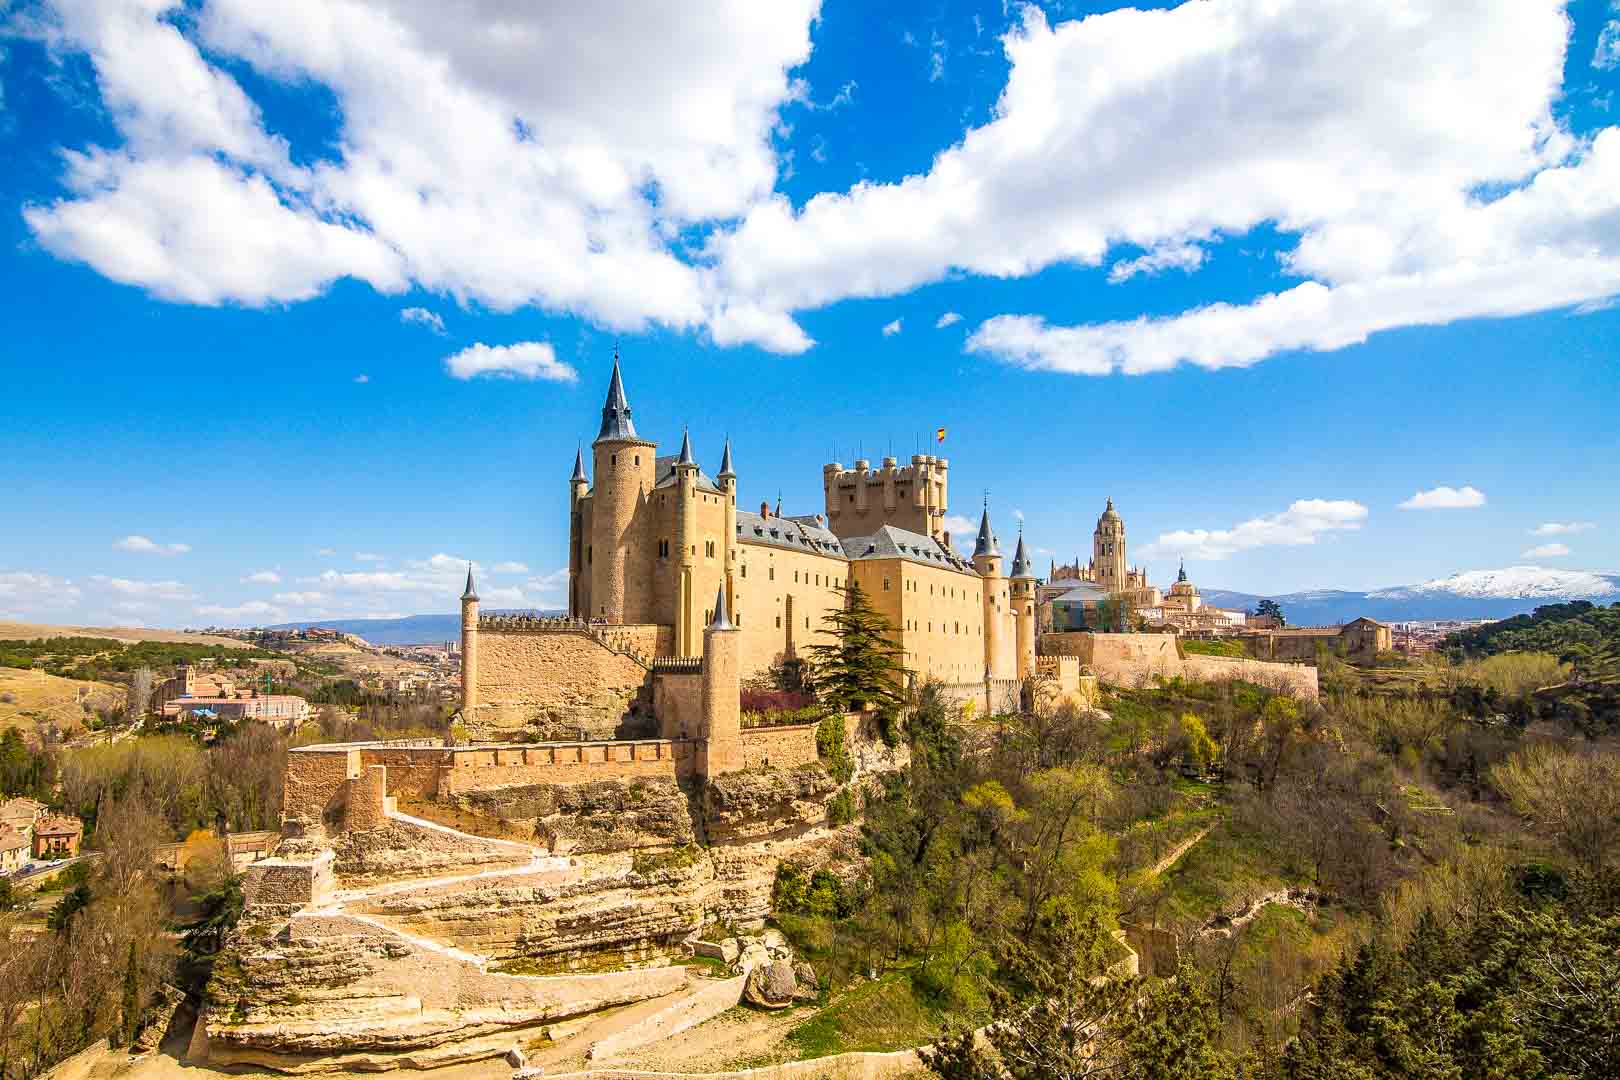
[827,788,857,826]
[772,861,853,918]
[817,714,853,783]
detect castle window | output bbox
[611,454,617,466]
[742,564,747,578]
[635,455,640,466]
[587,547,592,564]
[883,578,890,591]
[705,540,715,558]
[775,615,781,628]
[769,567,775,581]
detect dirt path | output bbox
[605,1003,812,1072]
[1147,825,1212,879]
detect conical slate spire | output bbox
[676,427,696,467]
[571,446,587,483]
[595,351,637,443]
[1177,558,1188,583]
[973,502,1000,558]
[1010,528,1032,578]
[717,437,735,479]
[709,585,733,630]
[461,563,479,601]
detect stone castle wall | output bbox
[1039,632,1317,700]
[739,723,820,770]
[653,671,703,739]
[469,627,655,738]
[436,741,697,795]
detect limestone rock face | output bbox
[330,818,530,881]
[352,856,712,968]
[445,777,698,854]
[702,764,838,845]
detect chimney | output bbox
[760,500,770,520]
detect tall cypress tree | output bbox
[807,580,907,714]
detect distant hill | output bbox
[1202,566,1620,625]
[265,611,564,646]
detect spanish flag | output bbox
[935,427,947,443]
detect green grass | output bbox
[1181,639,1248,658]
[1158,817,1304,927]
[787,967,947,1058]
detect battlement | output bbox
[822,454,949,541]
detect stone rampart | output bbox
[436,741,697,795]
[1182,654,1319,700]
[344,765,389,831]
[1034,656,1100,711]
[283,746,359,830]
[240,849,336,912]
[739,723,820,770]
[653,672,703,740]
[469,628,656,739]
[1038,633,1316,700]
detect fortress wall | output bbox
[1038,632,1316,700]
[739,723,820,770]
[358,747,448,800]
[614,623,671,658]
[854,558,989,687]
[471,629,653,738]
[283,746,358,827]
[1182,654,1319,700]
[435,740,697,796]
[653,671,703,740]
[241,850,335,911]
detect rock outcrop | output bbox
[702,763,838,845]
[444,777,699,854]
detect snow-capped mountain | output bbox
[1202,566,1620,625]
[1368,566,1620,602]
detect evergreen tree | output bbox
[808,580,907,715]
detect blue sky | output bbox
[2,0,1619,628]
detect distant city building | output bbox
[0,825,27,872]
[32,816,82,860]
[160,667,308,728]
[0,797,47,849]
[1237,618,1393,664]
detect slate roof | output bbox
[653,455,724,494]
[844,524,978,573]
[1052,583,1110,604]
[736,510,846,555]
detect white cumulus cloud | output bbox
[445,342,578,382]
[115,534,190,555]
[1107,242,1206,284]
[1532,521,1596,535]
[1141,499,1368,561]
[881,318,903,337]
[400,306,445,334]
[241,570,281,584]
[1399,485,1487,510]
[1522,542,1571,558]
[935,311,962,328]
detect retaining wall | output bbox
[739,723,820,770]
[1038,633,1317,700]
[436,741,697,795]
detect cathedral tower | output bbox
[1093,498,1128,593]
[588,353,657,623]
[459,564,479,713]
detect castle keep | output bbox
[460,355,1037,736]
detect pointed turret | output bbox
[595,350,637,443]
[717,437,735,480]
[676,427,696,468]
[461,562,479,601]
[973,503,1000,558]
[571,446,587,483]
[710,584,732,630]
[1010,529,1032,579]
[1177,558,1188,583]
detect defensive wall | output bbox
[464,619,673,739]
[1040,632,1318,701]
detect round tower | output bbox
[589,352,657,623]
[972,503,1005,681]
[568,447,589,617]
[1093,497,1127,592]
[674,429,701,655]
[717,438,737,618]
[699,586,742,777]
[1009,529,1037,681]
[459,563,479,713]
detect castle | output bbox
[557,355,1035,688]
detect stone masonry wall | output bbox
[739,723,820,770]
[435,741,696,796]
[470,629,653,739]
[343,765,388,831]
[282,746,358,829]
[1039,632,1316,700]
[653,672,703,739]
